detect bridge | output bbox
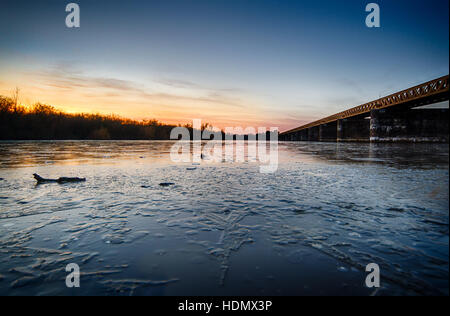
[279,75,449,142]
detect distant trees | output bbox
[0,95,278,141]
[0,95,177,140]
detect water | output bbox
[0,141,448,295]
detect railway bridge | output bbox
[279,75,449,142]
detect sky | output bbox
[0,0,448,131]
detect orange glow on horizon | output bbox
[0,81,283,131]
[0,67,314,132]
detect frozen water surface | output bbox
[0,141,448,295]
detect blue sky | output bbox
[0,0,448,130]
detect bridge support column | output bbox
[319,121,338,142]
[337,119,343,141]
[308,126,319,141]
[300,129,308,141]
[291,132,297,141]
[337,114,370,142]
[370,107,449,142]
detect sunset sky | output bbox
[0,0,448,131]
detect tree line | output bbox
[0,95,178,140]
[0,95,278,141]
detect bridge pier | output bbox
[308,126,319,141]
[291,131,298,141]
[370,107,449,142]
[337,114,370,142]
[319,121,337,142]
[299,129,307,141]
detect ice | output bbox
[0,141,448,295]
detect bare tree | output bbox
[12,86,20,109]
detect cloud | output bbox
[156,78,201,89]
[157,77,244,93]
[31,64,147,94]
[27,64,251,109]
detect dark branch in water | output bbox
[33,173,86,184]
[159,182,175,187]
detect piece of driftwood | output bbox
[33,173,86,184]
[159,182,175,187]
